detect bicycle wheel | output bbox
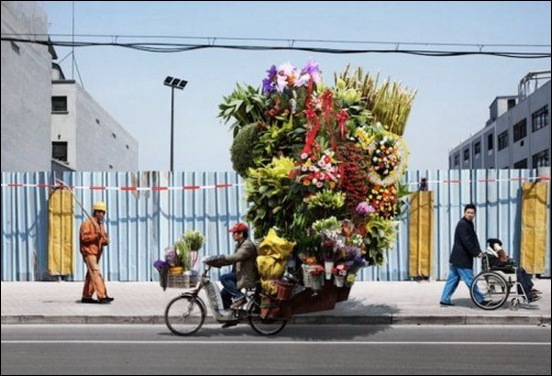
[471,271,509,310]
[247,297,287,336]
[164,294,206,336]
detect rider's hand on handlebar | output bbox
[202,255,225,267]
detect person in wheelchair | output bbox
[486,238,541,302]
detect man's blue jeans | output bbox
[440,264,484,304]
[220,272,244,309]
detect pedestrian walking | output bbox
[80,201,114,304]
[440,203,487,306]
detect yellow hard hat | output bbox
[92,201,107,212]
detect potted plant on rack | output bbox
[181,230,206,286]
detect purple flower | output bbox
[153,259,168,271]
[297,60,321,86]
[262,65,277,95]
[356,201,375,216]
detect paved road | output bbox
[1,324,550,375]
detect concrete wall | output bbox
[1,1,51,172]
[51,82,139,171]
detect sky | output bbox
[38,1,551,172]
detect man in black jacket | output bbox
[440,204,486,306]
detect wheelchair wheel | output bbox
[510,297,520,310]
[471,271,509,310]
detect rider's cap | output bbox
[92,201,107,212]
[228,222,249,233]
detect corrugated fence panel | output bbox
[1,169,550,281]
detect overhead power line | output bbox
[2,34,551,59]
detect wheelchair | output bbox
[470,241,531,310]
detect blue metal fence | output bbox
[1,169,549,281]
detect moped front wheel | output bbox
[164,294,206,336]
[247,297,287,336]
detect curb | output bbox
[2,315,550,326]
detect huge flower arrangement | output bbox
[219,61,415,271]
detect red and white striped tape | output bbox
[1,176,548,191]
[407,176,549,186]
[0,182,244,191]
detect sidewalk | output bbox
[1,279,550,326]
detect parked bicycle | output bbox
[164,260,288,336]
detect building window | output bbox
[473,142,481,157]
[52,96,68,113]
[497,131,508,151]
[453,154,460,167]
[532,149,549,168]
[513,119,527,142]
[487,133,494,151]
[513,159,528,168]
[463,149,470,163]
[52,142,68,162]
[532,106,549,132]
[507,98,516,110]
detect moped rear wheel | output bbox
[247,297,287,336]
[165,294,206,336]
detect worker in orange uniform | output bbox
[80,201,114,304]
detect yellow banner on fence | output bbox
[408,191,434,278]
[520,182,548,274]
[48,189,74,276]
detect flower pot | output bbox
[310,275,324,291]
[324,261,334,280]
[334,275,345,287]
[169,266,184,275]
[275,280,295,301]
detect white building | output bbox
[1,1,138,172]
[51,76,139,171]
[1,1,52,172]
[449,71,550,170]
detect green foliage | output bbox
[252,117,304,168]
[335,66,416,136]
[306,190,347,219]
[311,216,341,233]
[230,123,260,178]
[182,230,206,251]
[363,217,398,265]
[174,230,206,270]
[218,84,267,137]
[244,157,301,238]
[174,240,190,270]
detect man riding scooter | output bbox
[206,222,259,328]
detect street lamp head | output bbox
[164,76,187,90]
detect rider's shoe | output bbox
[230,297,246,309]
[221,321,238,329]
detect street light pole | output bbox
[163,76,188,172]
[169,86,175,172]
